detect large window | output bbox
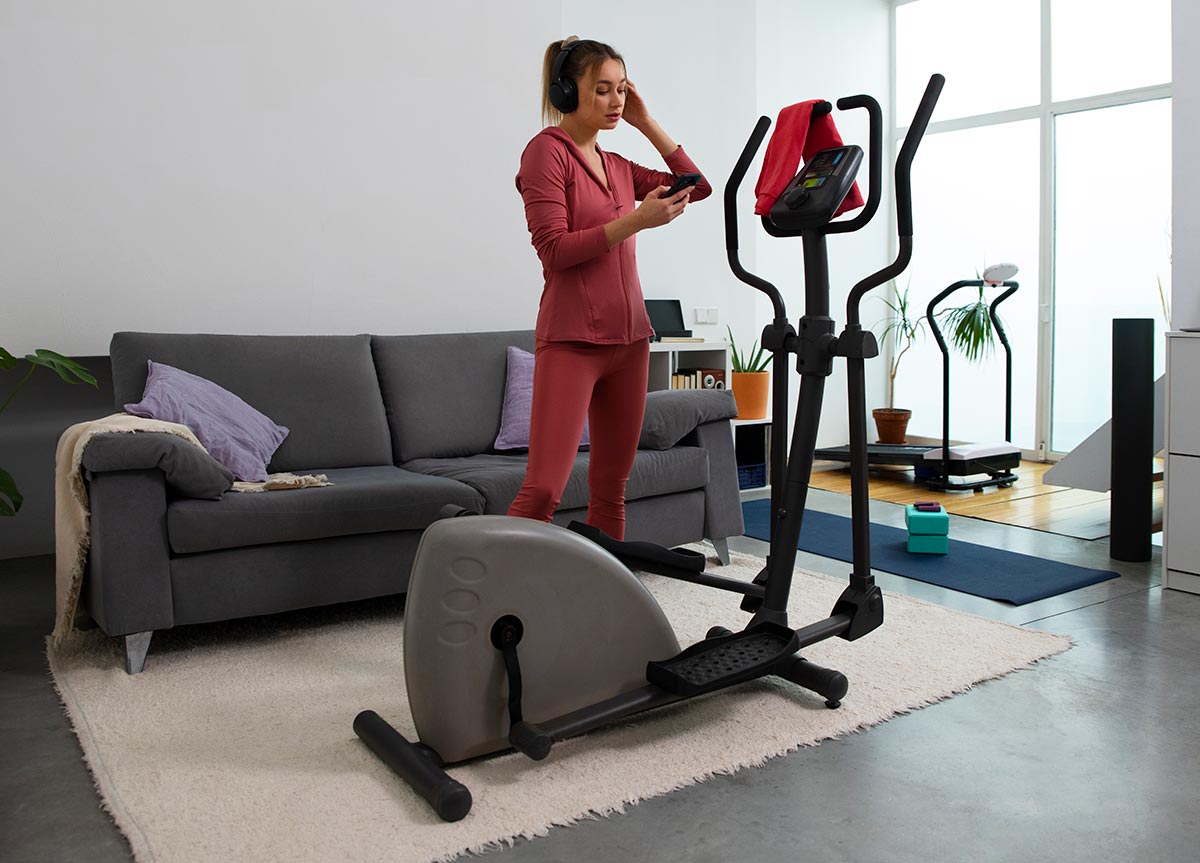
[893,0,1171,457]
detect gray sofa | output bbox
[80,330,745,672]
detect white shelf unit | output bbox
[647,341,729,392]
[1164,332,1200,594]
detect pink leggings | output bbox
[507,339,650,540]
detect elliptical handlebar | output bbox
[895,74,945,239]
[724,114,787,321]
[845,73,944,326]
[824,94,882,236]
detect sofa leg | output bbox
[712,537,731,566]
[124,631,154,674]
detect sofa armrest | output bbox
[686,419,746,542]
[639,390,738,451]
[83,469,175,637]
[81,432,233,499]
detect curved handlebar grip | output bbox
[826,94,883,235]
[895,73,945,237]
[725,116,787,320]
[724,116,771,252]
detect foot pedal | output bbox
[646,622,800,697]
[568,521,706,573]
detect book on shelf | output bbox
[657,336,705,343]
[671,367,726,390]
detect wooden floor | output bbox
[808,459,1164,540]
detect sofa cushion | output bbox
[110,333,393,473]
[166,465,484,554]
[124,361,289,482]
[372,330,536,461]
[639,389,739,450]
[494,345,589,451]
[402,446,710,514]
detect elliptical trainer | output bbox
[726,76,945,626]
[353,74,945,823]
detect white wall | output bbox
[1,0,895,451]
[1,0,557,355]
[1173,0,1200,329]
[756,0,894,447]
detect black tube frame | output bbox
[924,279,1020,490]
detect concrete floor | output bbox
[2,488,1197,862]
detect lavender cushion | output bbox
[123,360,289,482]
[493,346,589,451]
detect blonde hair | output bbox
[541,38,625,127]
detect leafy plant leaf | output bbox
[25,350,98,388]
[0,347,18,371]
[0,466,22,516]
[937,286,995,362]
[726,325,771,373]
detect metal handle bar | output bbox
[845,73,944,325]
[724,115,787,321]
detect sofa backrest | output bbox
[109,332,393,472]
[372,330,536,462]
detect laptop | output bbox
[644,299,692,340]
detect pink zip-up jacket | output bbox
[516,126,711,344]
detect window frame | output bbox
[891,0,1172,459]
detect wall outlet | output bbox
[695,307,719,325]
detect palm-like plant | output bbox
[1,347,97,516]
[937,284,996,362]
[726,324,770,373]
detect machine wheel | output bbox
[706,626,732,639]
[825,699,841,709]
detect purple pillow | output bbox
[123,361,289,482]
[494,346,589,451]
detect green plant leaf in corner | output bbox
[0,346,19,371]
[0,467,22,517]
[25,350,98,388]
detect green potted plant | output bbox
[1,347,96,516]
[726,324,770,419]
[873,280,925,443]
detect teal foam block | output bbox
[905,504,949,536]
[907,533,949,554]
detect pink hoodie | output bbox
[516,126,711,344]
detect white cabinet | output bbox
[1164,332,1200,593]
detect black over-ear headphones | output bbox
[548,39,583,114]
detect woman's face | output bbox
[574,58,626,131]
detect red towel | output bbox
[754,100,865,217]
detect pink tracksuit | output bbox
[508,126,710,538]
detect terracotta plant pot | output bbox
[872,408,912,444]
[730,372,769,420]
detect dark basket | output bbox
[737,463,767,490]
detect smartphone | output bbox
[661,173,701,199]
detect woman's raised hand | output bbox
[635,186,691,229]
[622,81,652,132]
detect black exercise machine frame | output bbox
[923,278,1020,491]
[812,278,1021,491]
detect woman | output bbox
[507,37,711,540]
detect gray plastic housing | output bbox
[403,515,681,763]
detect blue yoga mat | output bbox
[741,499,1119,605]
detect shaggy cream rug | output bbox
[48,550,1070,863]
